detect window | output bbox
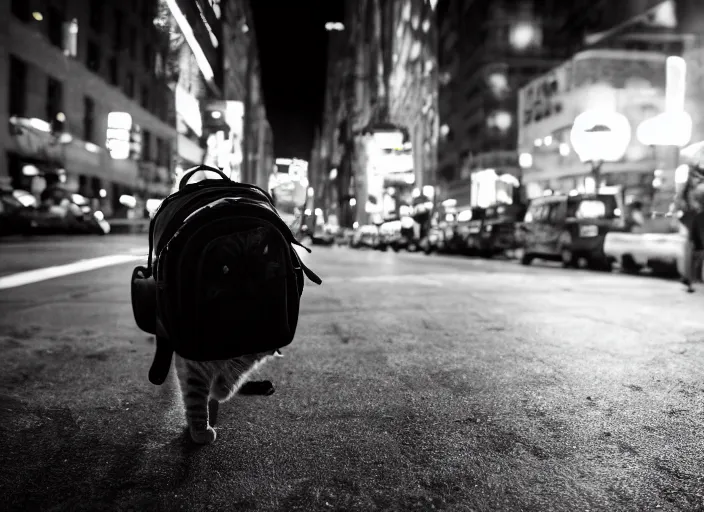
[48,6,64,48]
[142,130,151,162]
[8,56,28,117]
[143,44,152,69]
[156,138,163,168]
[11,0,31,22]
[129,28,137,58]
[114,10,124,50]
[162,140,172,168]
[46,77,63,124]
[109,57,119,85]
[568,196,618,220]
[525,203,549,223]
[126,73,135,98]
[83,97,95,142]
[141,85,150,110]
[64,19,79,57]
[90,0,103,31]
[87,41,101,72]
[547,202,565,223]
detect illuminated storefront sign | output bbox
[383,171,415,186]
[373,131,404,150]
[520,64,570,127]
[106,112,132,160]
[201,100,245,180]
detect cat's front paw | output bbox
[189,425,217,444]
[208,399,219,427]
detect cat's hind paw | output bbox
[238,380,275,396]
[189,425,217,445]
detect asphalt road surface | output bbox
[1,235,703,512]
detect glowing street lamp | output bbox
[325,22,344,31]
[637,56,692,148]
[519,152,533,169]
[570,110,632,193]
[509,22,538,51]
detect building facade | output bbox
[517,0,704,213]
[435,0,576,209]
[2,0,177,218]
[316,0,439,228]
[517,50,669,203]
[161,0,272,190]
[435,0,699,210]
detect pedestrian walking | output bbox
[680,185,704,292]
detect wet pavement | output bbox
[0,235,703,511]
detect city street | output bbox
[1,235,703,512]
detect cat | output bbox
[172,224,288,444]
[174,349,282,444]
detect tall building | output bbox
[162,0,239,186]
[316,0,439,228]
[161,0,272,190]
[316,25,353,226]
[435,0,572,209]
[243,43,274,191]
[222,0,273,190]
[2,0,177,218]
[387,0,439,190]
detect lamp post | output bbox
[636,56,693,212]
[570,110,632,194]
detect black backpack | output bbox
[130,164,322,385]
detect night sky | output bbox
[251,1,345,160]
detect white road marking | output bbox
[324,274,445,287]
[128,247,149,256]
[0,254,144,290]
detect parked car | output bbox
[398,216,421,252]
[310,217,338,246]
[378,220,403,251]
[517,192,621,270]
[604,222,685,277]
[0,187,36,236]
[27,192,110,235]
[478,203,527,258]
[452,207,486,255]
[350,224,380,249]
[424,209,457,254]
[335,227,356,246]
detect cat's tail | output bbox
[149,336,174,385]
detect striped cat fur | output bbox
[175,350,280,444]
